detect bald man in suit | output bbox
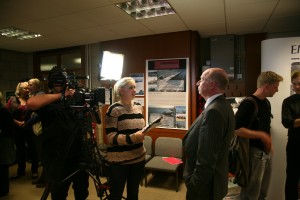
[183,68,235,200]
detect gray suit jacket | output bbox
[183,95,234,200]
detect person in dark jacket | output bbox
[183,68,235,200]
[281,71,300,200]
[0,91,16,197]
[27,66,89,200]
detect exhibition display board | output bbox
[261,37,300,200]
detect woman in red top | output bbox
[6,81,39,179]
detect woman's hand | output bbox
[14,119,25,127]
[133,131,145,143]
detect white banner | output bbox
[261,37,300,200]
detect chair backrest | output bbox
[144,135,152,155]
[154,137,182,158]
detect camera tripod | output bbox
[40,106,114,200]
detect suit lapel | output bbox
[183,111,204,142]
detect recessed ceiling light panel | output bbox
[116,0,175,20]
[0,27,42,40]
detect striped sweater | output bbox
[105,102,146,164]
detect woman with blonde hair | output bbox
[6,80,39,180]
[28,78,43,97]
[105,77,146,200]
[28,78,46,187]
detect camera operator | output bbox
[27,66,89,200]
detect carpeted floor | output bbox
[1,164,240,200]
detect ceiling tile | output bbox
[264,15,300,32]
[225,0,278,21]
[0,0,299,52]
[41,13,99,31]
[169,0,225,26]
[227,19,266,34]
[77,5,132,26]
[139,15,188,33]
[104,21,153,37]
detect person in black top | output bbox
[27,66,89,200]
[0,91,16,197]
[281,71,300,200]
[235,71,283,200]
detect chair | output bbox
[144,137,183,192]
[140,135,153,186]
[144,135,153,163]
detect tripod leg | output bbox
[40,186,50,200]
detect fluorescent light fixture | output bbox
[116,0,175,20]
[74,58,81,64]
[100,51,124,80]
[0,27,42,40]
[40,64,55,71]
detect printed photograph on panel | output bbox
[130,73,144,96]
[157,69,186,92]
[148,70,158,92]
[146,58,189,130]
[148,105,187,129]
[175,106,186,129]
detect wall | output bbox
[88,31,201,142]
[86,43,106,144]
[27,31,295,145]
[0,49,33,104]
[88,32,268,143]
[224,34,266,97]
[200,34,266,98]
[244,33,266,95]
[261,37,300,200]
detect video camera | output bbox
[66,73,106,108]
[72,87,105,108]
[66,73,105,125]
[47,67,105,108]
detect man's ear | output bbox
[209,81,215,90]
[262,83,269,90]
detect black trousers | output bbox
[285,139,300,200]
[14,127,39,175]
[107,160,145,200]
[50,168,89,200]
[0,164,9,196]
